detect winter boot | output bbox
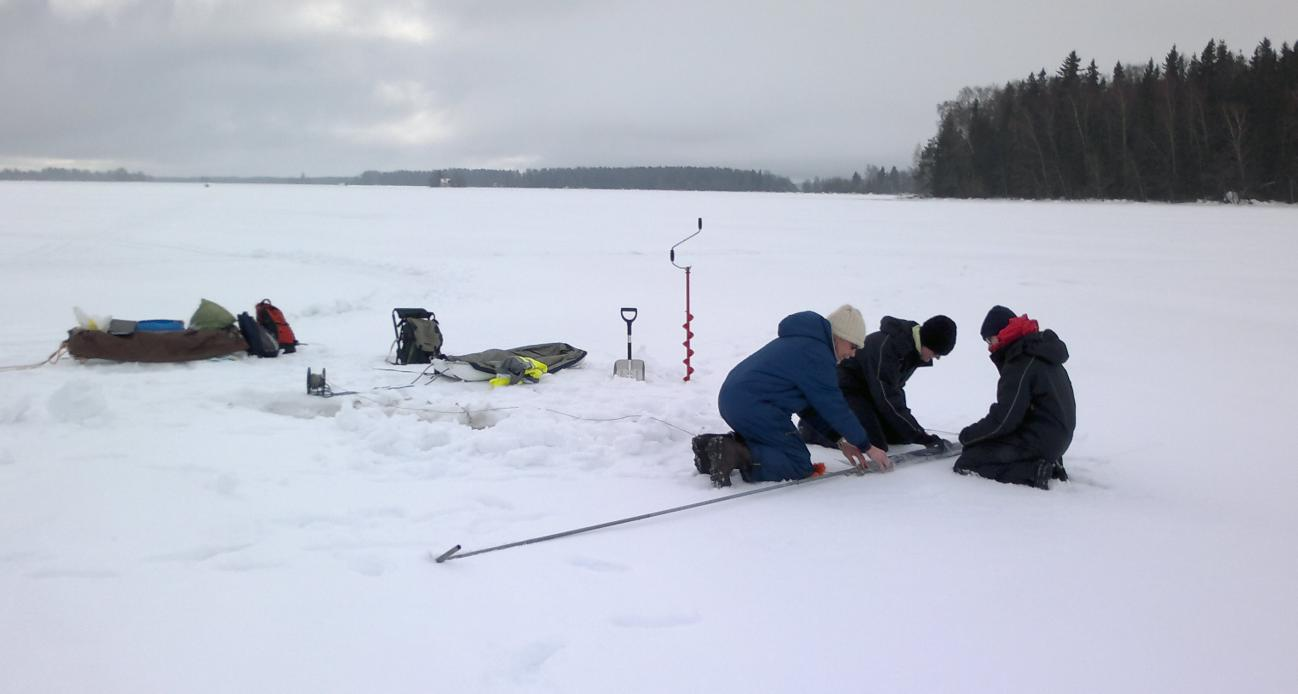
[691,434,721,475]
[1051,458,1069,482]
[1031,459,1052,490]
[709,433,753,488]
[736,443,756,483]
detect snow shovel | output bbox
[613,307,646,380]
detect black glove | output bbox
[921,433,949,451]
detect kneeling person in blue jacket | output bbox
[693,305,892,487]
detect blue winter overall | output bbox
[717,312,871,481]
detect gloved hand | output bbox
[921,433,950,451]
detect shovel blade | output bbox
[613,359,646,381]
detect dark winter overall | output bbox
[956,321,1076,486]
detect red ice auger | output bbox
[670,218,702,382]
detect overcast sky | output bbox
[1,0,1293,179]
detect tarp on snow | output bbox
[431,342,586,382]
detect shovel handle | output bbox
[620,308,637,359]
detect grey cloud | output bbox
[2,0,1294,178]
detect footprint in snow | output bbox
[28,568,119,580]
[474,495,514,510]
[208,473,240,497]
[214,560,283,573]
[610,611,701,629]
[348,554,387,577]
[506,641,564,682]
[566,556,629,573]
[358,506,407,520]
[146,543,255,563]
[0,550,46,565]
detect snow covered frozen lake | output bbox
[2,182,1295,693]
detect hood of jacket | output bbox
[995,328,1070,366]
[777,311,835,352]
[878,315,919,339]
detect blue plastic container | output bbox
[134,319,185,332]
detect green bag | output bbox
[188,298,236,330]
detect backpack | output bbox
[391,308,444,365]
[255,299,298,353]
[237,312,279,358]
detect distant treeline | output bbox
[0,165,922,196]
[177,174,354,185]
[917,38,1298,202]
[0,166,150,182]
[358,166,798,192]
[800,165,915,194]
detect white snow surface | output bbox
[1,182,1296,694]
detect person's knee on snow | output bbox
[743,432,815,483]
[710,306,890,483]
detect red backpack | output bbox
[255,299,298,353]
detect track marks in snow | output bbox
[254,394,344,420]
[146,543,256,563]
[207,473,241,497]
[296,296,373,318]
[0,395,35,424]
[472,494,515,510]
[565,555,629,573]
[0,550,48,567]
[242,247,446,283]
[503,641,565,684]
[274,505,409,529]
[345,554,388,577]
[46,380,112,424]
[28,568,119,580]
[609,611,701,629]
[212,560,283,573]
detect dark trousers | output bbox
[797,413,837,448]
[953,440,1047,487]
[797,396,892,451]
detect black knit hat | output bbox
[919,315,957,356]
[980,305,1016,340]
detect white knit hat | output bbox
[826,304,866,348]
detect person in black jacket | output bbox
[955,305,1077,489]
[797,315,957,451]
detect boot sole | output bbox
[707,436,734,486]
[691,436,711,475]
